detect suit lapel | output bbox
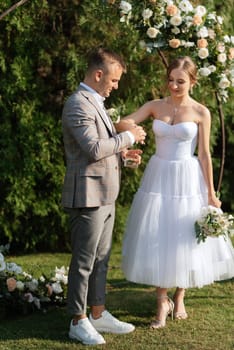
[79,87,115,134]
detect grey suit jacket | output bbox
[61,85,133,208]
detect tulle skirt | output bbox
[122,155,234,288]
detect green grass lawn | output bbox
[0,243,233,350]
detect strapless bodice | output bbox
[153,119,198,160]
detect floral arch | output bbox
[107,0,234,192]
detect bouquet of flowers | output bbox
[0,245,68,319]
[195,205,234,244]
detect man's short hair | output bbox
[86,46,127,74]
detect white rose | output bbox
[40,275,45,282]
[14,265,23,275]
[52,282,63,294]
[33,297,41,310]
[184,15,193,27]
[197,26,209,38]
[170,15,182,26]
[107,108,116,116]
[23,271,32,279]
[217,16,223,24]
[218,76,230,89]
[119,1,132,14]
[218,89,228,101]
[139,40,147,49]
[62,275,68,284]
[207,13,216,21]
[55,266,67,275]
[0,253,5,272]
[0,260,6,272]
[171,27,180,34]
[223,35,230,44]
[208,65,216,73]
[24,292,34,303]
[55,266,68,284]
[195,5,207,17]
[198,67,211,76]
[26,279,38,292]
[142,8,153,20]
[198,48,209,59]
[181,41,194,48]
[16,280,25,291]
[217,53,227,63]
[146,27,159,39]
[179,0,193,13]
[217,42,225,53]
[208,29,216,40]
[6,262,22,274]
[231,36,234,45]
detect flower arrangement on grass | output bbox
[0,245,68,318]
[109,0,234,101]
[195,205,234,244]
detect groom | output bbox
[61,46,146,345]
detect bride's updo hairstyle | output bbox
[166,56,197,85]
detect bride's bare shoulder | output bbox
[192,99,211,124]
[148,98,167,110]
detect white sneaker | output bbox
[89,310,135,334]
[69,317,106,345]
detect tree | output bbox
[0,0,233,252]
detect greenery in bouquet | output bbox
[0,245,68,318]
[106,0,234,102]
[195,205,234,244]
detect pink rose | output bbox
[193,15,203,26]
[197,38,208,48]
[6,277,17,292]
[166,5,178,16]
[169,38,181,49]
[228,48,234,60]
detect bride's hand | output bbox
[114,118,136,132]
[208,193,222,208]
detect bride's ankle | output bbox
[157,295,169,305]
[173,288,185,300]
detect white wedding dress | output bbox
[122,119,234,288]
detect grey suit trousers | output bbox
[65,204,115,316]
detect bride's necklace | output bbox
[167,97,191,122]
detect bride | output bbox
[116,56,234,329]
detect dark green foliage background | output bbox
[0,0,233,252]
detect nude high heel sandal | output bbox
[150,296,174,329]
[173,289,188,320]
[174,311,188,320]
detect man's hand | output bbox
[115,118,146,144]
[122,149,143,168]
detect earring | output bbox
[190,85,193,94]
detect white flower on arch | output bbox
[198,48,209,59]
[179,0,193,13]
[170,15,182,26]
[115,0,234,101]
